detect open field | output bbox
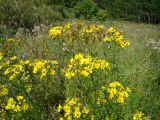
[0,20,160,120]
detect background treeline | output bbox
[0,0,160,29]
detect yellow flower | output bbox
[4,69,10,75]
[68,98,77,106]
[74,53,83,60]
[17,96,24,101]
[107,27,116,33]
[67,116,72,120]
[22,103,29,111]
[65,71,75,79]
[0,84,9,96]
[5,98,16,110]
[64,105,71,117]
[64,53,110,79]
[82,107,89,114]
[30,59,58,78]
[64,22,73,30]
[48,26,63,38]
[10,56,17,60]
[84,25,95,33]
[50,69,56,75]
[103,36,112,42]
[20,60,30,65]
[41,68,47,78]
[107,81,131,104]
[14,105,21,112]
[81,70,90,77]
[133,111,146,120]
[74,106,81,118]
[5,96,29,112]
[57,104,62,112]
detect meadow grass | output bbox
[104,21,160,119]
[0,20,160,120]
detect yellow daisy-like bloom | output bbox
[48,26,63,38]
[17,96,24,101]
[64,105,71,117]
[133,111,147,120]
[74,106,81,118]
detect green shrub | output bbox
[74,0,107,21]
[0,0,64,29]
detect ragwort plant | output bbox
[48,21,147,120]
[0,21,148,119]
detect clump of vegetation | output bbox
[74,0,106,21]
[0,0,64,29]
[1,20,159,119]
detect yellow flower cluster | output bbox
[107,81,131,104]
[48,26,63,38]
[96,82,131,105]
[103,27,130,48]
[4,64,24,80]
[63,53,110,79]
[133,111,147,120]
[57,98,90,120]
[0,84,9,96]
[96,97,107,105]
[30,59,58,79]
[5,96,29,112]
[48,21,130,48]
[1,56,58,81]
[84,24,104,33]
[64,22,73,31]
